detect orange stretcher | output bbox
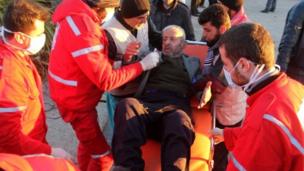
[141,41,213,171]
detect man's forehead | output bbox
[163,29,183,38]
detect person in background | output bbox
[151,0,195,40]
[48,0,160,170]
[212,23,304,171]
[0,0,72,161]
[198,4,247,171]
[261,0,276,13]
[218,0,249,26]
[276,1,304,84]
[191,0,204,16]
[103,0,162,128]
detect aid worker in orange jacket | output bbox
[211,23,304,170]
[0,153,79,171]
[48,0,160,170]
[0,0,72,161]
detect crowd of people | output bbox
[0,0,303,171]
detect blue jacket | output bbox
[277,1,304,76]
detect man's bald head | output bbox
[162,25,186,57]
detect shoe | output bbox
[260,9,269,13]
[269,8,275,12]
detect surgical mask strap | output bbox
[242,64,265,91]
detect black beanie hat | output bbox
[219,0,244,11]
[121,0,150,18]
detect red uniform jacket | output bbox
[0,41,51,155]
[48,0,143,119]
[224,73,304,171]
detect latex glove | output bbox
[140,51,160,71]
[198,81,212,109]
[211,128,224,144]
[51,147,74,162]
[124,41,141,62]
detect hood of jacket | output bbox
[52,0,99,23]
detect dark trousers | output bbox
[264,0,276,11]
[112,94,195,171]
[212,120,242,171]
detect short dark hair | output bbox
[218,23,275,68]
[3,0,49,33]
[218,0,244,12]
[198,4,230,29]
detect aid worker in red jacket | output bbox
[48,0,160,170]
[0,153,79,171]
[211,23,304,170]
[0,0,72,161]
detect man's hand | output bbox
[124,41,141,62]
[211,128,224,144]
[140,51,160,71]
[198,81,212,109]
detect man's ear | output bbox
[238,57,252,73]
[219,25,227,35]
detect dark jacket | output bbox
[150,0,195,40]
[277,1,304,79]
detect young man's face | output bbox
[219,45,249,86]
[162,28,185,57]
[125,12,149,29]
[201,21,221,47]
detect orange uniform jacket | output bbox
[0,153,79,171]
[0,41,51,155]
[224,73,304,171]
[48,0,143,118]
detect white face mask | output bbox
[1,26,46,55]
[223,61,240,88]
[223,60,266,92]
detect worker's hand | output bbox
[211,128,224,144]
[124,41,141,62]
[89,151,113,171]
[51,147,74,162]
[140,51,160,71]
[198,81,212,109]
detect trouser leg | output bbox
[191,0,199,14]
[58,107,110,171]
[112,98,155,171]
[161,110,195,171]
[270,0,276,11]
